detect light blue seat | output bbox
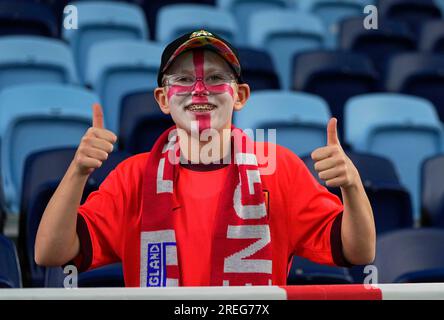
[156,4,237,44]
[345,93,444,220]
[0,36,77,91]
[63,1,148,83]
[0,84,98,214]
[216,0,292,43]
[248,10,325,90]
[235,90,331,157]
[299,0,367,48]
[86,40,163,134]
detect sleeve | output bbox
[284,149,351,267]
[72,166,127,272]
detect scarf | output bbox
[140,126,272,286]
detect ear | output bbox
[233,83,250,112]
[154,87,170,115]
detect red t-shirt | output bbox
[74,142,346,287]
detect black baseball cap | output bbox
[157,29,243,86]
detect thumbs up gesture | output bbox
[311,118,359,189]
[73,104,118,176]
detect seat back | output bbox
[86,40,163,133]
[0,235,22,288]
[419,20,444,53]
[63,1,148,82]
[421,155,444,227]
[235,90,330,157]
[156,4,237,43]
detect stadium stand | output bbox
[288,255,353,285]
[421,155,444,227]
[339,17,416,75]
[85,39,163,134]
[375,228,444,283]
[345,93,444,220]
[0,0,58,37]
[236,47,281,90]
[18,147,130,287]
[0,234,22,288]
[156,4,237,44]
[63,1,148,83]
[248,10,325,90]
[0,36,78,91]
[0,84,98,214]
[384,53,444,122]
[234,91,330,158]
[292,50,378,137]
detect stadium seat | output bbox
[302,151,413,235]
[62,1,148,83]
[345,93,444,220]
[130,0,216,40]
[287,256,353,285]
[86,40,163,134]
[384,53,444,122]
[419,20,444,53]
[237,47,280,90]
[0,234,22,288]
[374,228,444,283]
[339,17,416,75]
[216,0,290,43]
[292,50,378,137]
[44,263,124,288]
[421,155,444,227]
[299,0,367,48]
[119,91,174,153]
[234,91,331,157]
[156,4,237,43]
[0,0,57,37]
[0,36,78,91]
[378,0,442,34]
[248,10,325,90]
[18,147,130,287]
[0,84,98,214]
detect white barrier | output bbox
[1,284,444,300]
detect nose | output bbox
[192,78,209,96]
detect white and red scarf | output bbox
[140,126,272,286]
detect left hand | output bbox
[311,118,360,189]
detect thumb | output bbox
[92,103,104,129]
[327,117,340,146]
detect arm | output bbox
[311,118,376,265]
[34,104,117,266]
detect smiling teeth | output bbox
[186,104,216,112]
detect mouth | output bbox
[184,103,217,112]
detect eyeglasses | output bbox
[163,71,236,87]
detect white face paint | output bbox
[163,50,238,134]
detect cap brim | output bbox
[161,35,241,78]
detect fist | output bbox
[311,118,359,189]
[73,103,117,176]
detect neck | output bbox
[178,124,232,164]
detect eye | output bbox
[175,75,194,84]
[206,73,229,84]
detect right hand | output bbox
[72,103,118,176]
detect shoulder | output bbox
[254,142,307,176]
[112,152,150,179]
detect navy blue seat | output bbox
[18,147,130,287]
[0,234,22,288]
[339,17,416,75]
[419,20,444,53]
[385,53,444,122]
[237,47,280,90]
[120,91,174,154]
[44,263,124,288]
[292,50,378,137]
[375,228,444,283]
[378,0,442,34]
[288,256,353,285]
[0,0,57,37]
[302,151,413,235]
[421,155,444,227]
